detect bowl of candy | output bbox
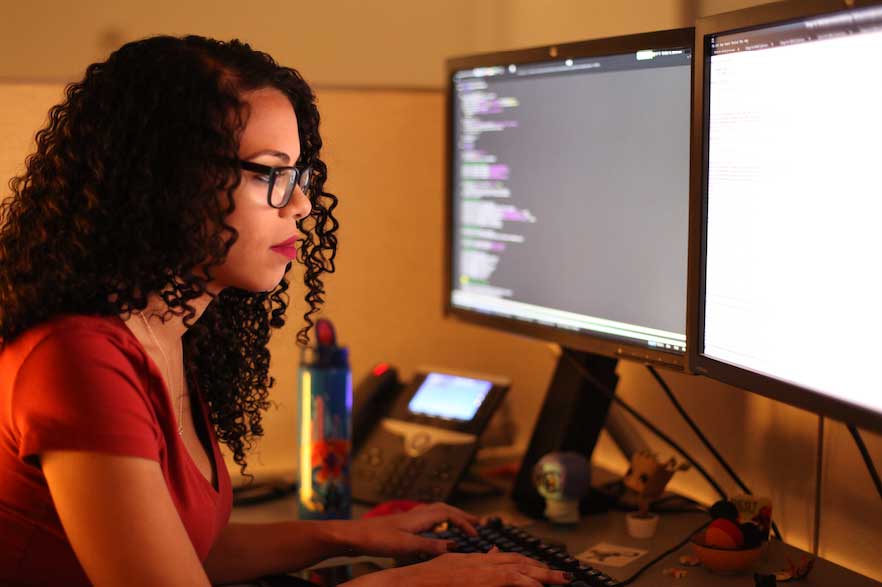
[691,500,767,574]
[691,533,763,573]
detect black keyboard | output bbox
[427,517,621,587]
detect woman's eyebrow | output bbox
[243,149,290,163]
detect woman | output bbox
[0,36,572,587]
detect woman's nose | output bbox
[283,183,312,221]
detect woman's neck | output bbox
[136,294,212,347]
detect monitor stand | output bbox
[511,348,621,518]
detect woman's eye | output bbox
[252,174,271,184]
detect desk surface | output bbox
[231,492,878,587]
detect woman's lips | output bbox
[271,233,300,259]
[270,244,297,259]
[273,233,300,246]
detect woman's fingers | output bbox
[447,512,478,536]
[448,550,551,572]
[486,565,571,586]
[496,563,572,585]
[442,503,480,525]
[424,502,479,536]
[492,568,546,587]
[483,550,549,569]
[416,553,573,586]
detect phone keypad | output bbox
[352,441,473,504]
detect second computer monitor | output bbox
[689,0,882,432]
[446,29,694,368]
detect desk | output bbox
[231,492,878,586]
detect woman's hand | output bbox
[344,548,573,587]
[331,502,480,558]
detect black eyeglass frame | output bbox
[239,159,312,209]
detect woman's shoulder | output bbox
[3,313,145,368]
[3,314,166,467]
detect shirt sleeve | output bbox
[11,327,161,465]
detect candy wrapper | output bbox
[731,494,773,540]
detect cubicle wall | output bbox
[2,83,880,581]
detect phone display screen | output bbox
[407,373,493,421]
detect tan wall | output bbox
[1,0,690,88]
[697,0,774,17]
[2,0,881,581]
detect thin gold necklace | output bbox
[137,311,184,436]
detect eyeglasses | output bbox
[239,160,312,209]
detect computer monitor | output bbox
[689,0,882,434]
[445,29,694,516]
[445,28,694,371]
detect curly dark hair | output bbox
[0,35,339,474]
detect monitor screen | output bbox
[407,373,493,421]
[696,3,882,423]
[448,34,692,362]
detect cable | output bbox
[617,520,710,586]
[561,348,728,500]
[646,365,782,542]
[601,480,707,514]
[606,494,706,516]
[813,416,824,556]
[650,494,705,513]
[847,424,882,504]
[646,366,750,493]
[232,481,298,506]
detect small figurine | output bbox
[532,452,589,524]
[623,450,691,512]
[622,450,690,538]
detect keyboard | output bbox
[427,517,622,587]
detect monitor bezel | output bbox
[444,27,695,372]
[687,0,882,433]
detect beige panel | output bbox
[491,0,696,48]
[697,0,777,17]
[0,0,690,88]
[0,84,65,191]
[2,82,880,582]
[0,0,487,86]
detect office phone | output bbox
[351,364,509,504]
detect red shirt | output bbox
[0,314,232,586]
